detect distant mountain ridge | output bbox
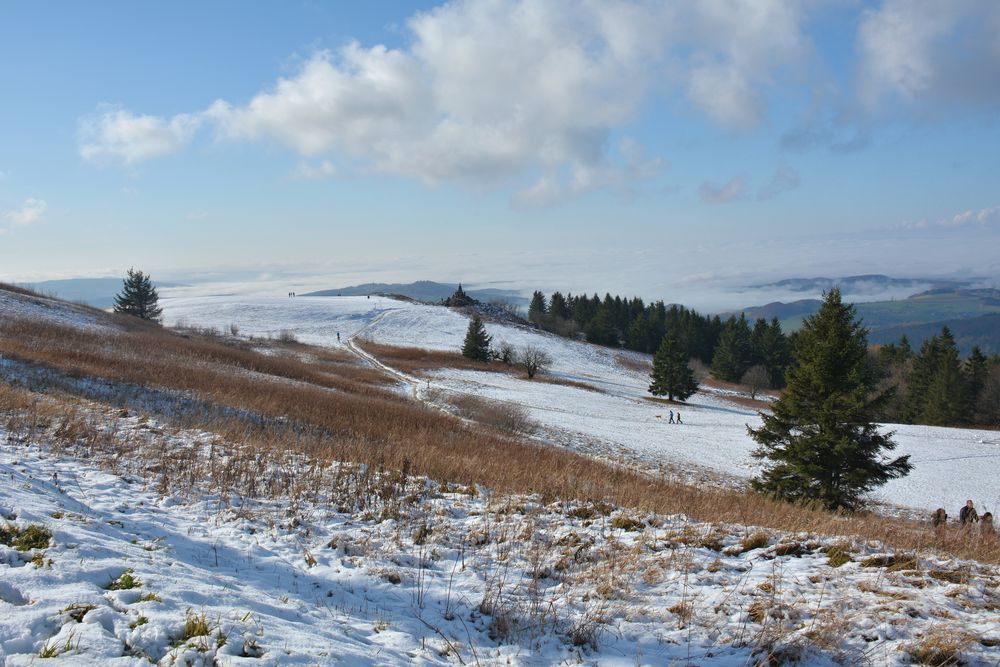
[750,274,970,294]
[737,287,1000,354]
[304,280,527,306]
[22,277,183,309]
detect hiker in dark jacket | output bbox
[959,499,980,526]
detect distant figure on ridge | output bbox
[337,332,341,342]
[959,499,980,528]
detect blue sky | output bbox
[1,0,998,308]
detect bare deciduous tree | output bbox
[517,346,552,379]
[741,364,771,400]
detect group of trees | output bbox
[527,289,792,391]
[462,314,552,378]
[875,329,1000,427]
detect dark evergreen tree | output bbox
[907,327,967,425]
[528,291,547,324]
[548,291,569,321]
[648,332,698,401]
[964,346,989,421]
[113,268,163,321]
[749,289,912,511]
[461,315,492,362]
[585,309,618,347]
[711,315,753,382]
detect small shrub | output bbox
[747,600,768,623]
[178,610,214,641]
[668,601,693,623]
[130,615,149,629]
[1,524,53,551]
[137,592,162,603]
[929,568,970,585]
[610,515,643,532]
[907,627,971,666]
[741,532,769,552]
[773,542,802,557]
[108,569,141,590]
[826,545,853,568]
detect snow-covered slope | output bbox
[161,296,1000,514]
[3,430,999,666]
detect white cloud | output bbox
[699,175,746,204]
[757,165,800,200]
[78,0,817,200]
[902,205,1000,230]
[1,197,47,232]
[858,0,1000,113]
[79,106,202,163]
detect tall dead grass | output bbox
[2,299,998,564]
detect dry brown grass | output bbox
[355,340,504,376]
[2,295,1000,564]
[614,353,651,374]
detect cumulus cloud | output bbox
[699,175,747,204]
[78,0,818,202]
[1,197,47,233]
[757,165,800,200]
[858,0,1000,114]
[79,106,202,163]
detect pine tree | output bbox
[748,289,911,511]
[549,291,569,321]
[528,291,547,324]
[907,327,967,425]
[461,314,492,362]
[711,315,752,382]
[648,332,698,401]
[113,268,163,321]
[964,346,989,422]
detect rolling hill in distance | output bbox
[738,280,1000,354]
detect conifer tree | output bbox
[548,291,569,321]
[711,314,752,382]
[749,289,911,511]
[907,327,967,425]
[113,268,163,321]
[461,314,492,362]
[648,332,698,401]
[964,346,989,421]
[528,291,547,324]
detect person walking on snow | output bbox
[668,410,674,424]
[959,499,980,527]
[337,332,341,342]
[676,411,682,424]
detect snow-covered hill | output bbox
[162,295,1000,515]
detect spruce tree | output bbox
[748,289,911,511]
[528,291,547,324]
[964,346,988,422]
[113,268,163,321]
[648,332,698,401]
[711,315,752,382]
[461,314,492,362]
